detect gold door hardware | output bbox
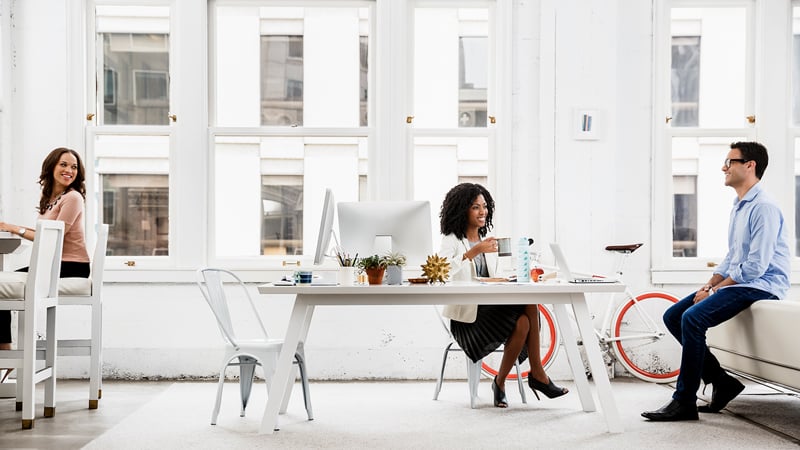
[746,115,755,124]
[169,114,177,123]
[706,261,718,268]
[406,116,414,124]
[86,113,95,121]
[665,116,672,124]
[124,260,136,267]
[489,116,496,124]
[282,260,301,267]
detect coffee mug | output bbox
[496,237,512,257]
[294,270,313,284]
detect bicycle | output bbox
[479,243,682,384]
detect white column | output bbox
[510,0,541,242]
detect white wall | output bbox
[4,0,755,381]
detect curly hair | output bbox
[439,183,494,240]
[38,147,86,214]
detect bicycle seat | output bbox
[605,243,643,253]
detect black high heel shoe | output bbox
[492,377,508,408]
[528,375,568,400]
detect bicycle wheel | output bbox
[480,305,559,380]
[610,291,681,383]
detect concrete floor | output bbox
[1,377,798,449]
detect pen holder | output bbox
[338,266,356,286]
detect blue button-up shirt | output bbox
[714,183,791,299]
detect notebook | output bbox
[549,243,618,284]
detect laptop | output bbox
[549,243,618,284]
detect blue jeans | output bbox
[663,286,777,402]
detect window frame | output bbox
[652,0,797,284]
[85,1,179,272]
[78,0,511,280]
[207,1,377,269]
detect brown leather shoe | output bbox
[642,399,699,421]
[698,374,744,413]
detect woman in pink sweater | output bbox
[0,147,90,382]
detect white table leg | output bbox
[259,298,313,434]
[279,304,315,414]
[552,302,595,412]
[89,300,103,408]
[570,293,623,433]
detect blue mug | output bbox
[294,270,313,284]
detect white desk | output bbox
[257,281,626,435]
[0,232,23,271]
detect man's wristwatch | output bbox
[707,287,715,295]
[17,227,26,237]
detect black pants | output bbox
[0,261,90,343]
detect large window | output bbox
[81,1,508,274]
[656,1,800,281]
[91,5,172,260]
[211,5,370,264]
[411,6,495,235]
[660,4,754,264]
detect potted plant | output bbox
[358,254,387,285]
[382,251,407,285]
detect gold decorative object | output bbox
[421,254,450,284]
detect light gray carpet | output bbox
[722,381,800,443]
[83,378,798,449]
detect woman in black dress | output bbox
[438,183,567,407]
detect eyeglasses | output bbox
[724,158,749,168]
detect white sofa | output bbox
[707,300,800,392]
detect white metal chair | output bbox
[46,224,108,409]
[196,268,312,425]
[0,220,64,429]
[432,306,527,408]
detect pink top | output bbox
[39,190,89,263]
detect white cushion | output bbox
[0,272,28,299]
[58,277,92,296]
[708,300,800,390]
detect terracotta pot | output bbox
[365,267,385,285]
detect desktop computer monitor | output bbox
[313,188,337,265]
[337,200,433,270]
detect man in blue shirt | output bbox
[642,141,791,421]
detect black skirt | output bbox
[450,304,528,364]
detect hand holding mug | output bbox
[480,237,499,254]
